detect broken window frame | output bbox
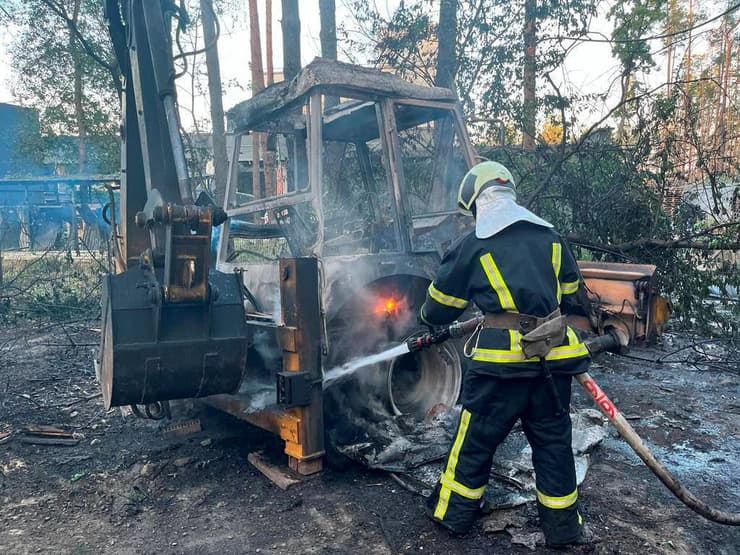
[382,99,477,254]
[217,93,322,262]
[217,90,476,264]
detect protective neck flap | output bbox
[474,186,553,239]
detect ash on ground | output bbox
[326,386,608,508]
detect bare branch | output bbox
[567,221,740,253]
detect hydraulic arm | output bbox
[99,1,249,410]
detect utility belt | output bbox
[483,309,562,336]
[464,308,569,416]
[464,308,566,358]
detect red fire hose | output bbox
[576,371,740,525]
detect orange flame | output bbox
[374,296,405,316]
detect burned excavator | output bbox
[99,0,738,525]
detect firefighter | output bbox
[420,161,597,547]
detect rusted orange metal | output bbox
[277,258,325,474]
[204,394,301,444]
[202,258,325,475]
[575,261,670,347]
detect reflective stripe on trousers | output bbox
[537,487,578,509]
[433,409,486,519]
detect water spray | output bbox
[323,343,412,384]
[322,317,484,387]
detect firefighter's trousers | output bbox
[426,372,583,544]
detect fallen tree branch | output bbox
[566,233,740,252]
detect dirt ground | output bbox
[0,320,738,555]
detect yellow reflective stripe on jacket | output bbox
[439,474,486,500]
[561,280,579,295]
[434,409,472,519]
[471,330,522,362]
[551,242,563,303]
[428,283,469,309]
[480,253,518,311]
[471,327,589,363]
[536,488,578,509]
[471,329,525,363]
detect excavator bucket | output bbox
[99,266,250,409]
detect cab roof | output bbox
[227,58,458,133]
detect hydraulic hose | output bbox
[576,372,740,526]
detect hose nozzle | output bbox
[407,328,450,352]
[407,316,484,352]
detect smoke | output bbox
[250,328,282,373]
[270,288,282,324]
[238,259,437,461]
[319,270,434,467]
[237,328,282,414]
[324,363,461,471]
[322,336,415,466]
[323,277,420,369]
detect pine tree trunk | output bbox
[266,0,274,84]
[281,0,303,193]
[71,0,86,174]
[70,0,84,255]
[435,0,457,90]
[665,0,675,96]
[522,0,536,151]
[319,0,338,107]
[430,0,458,211]
[201,0,229,207]
[264,0,277,197]
[281,0,301,81]
[685,0,694,179]
[319,0,337,60]
[716,22,734,165]
[248,0,266,197]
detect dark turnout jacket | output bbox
[420,221,590,378]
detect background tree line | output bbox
[1,0,738,330]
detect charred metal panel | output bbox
[228,58,458,132]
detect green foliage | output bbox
[608,0,666,75]
[372,3,436,84]
[343,0,598,139]
[8,1,118,136]
[0,105,47,176]
[6,0,119,170]
[479,112,739,333]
